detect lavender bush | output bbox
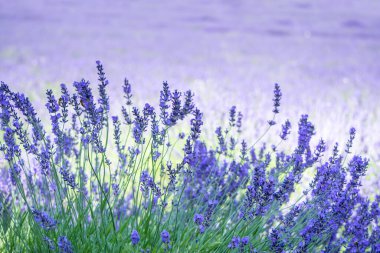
[0,62,379,252]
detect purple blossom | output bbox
[58,236,74,253]
[345,127,356,154]
[228,236,240,249]
[314,139,326,160]
[193,213,204,225]
[237,111,243,133]
[296,114,315,154]
[161,230,170,244]
[272,83,282,114]
[215,127,227,153]
[96,60,110,113]
[241,236,250,246]
[181,90,194,119]
[131,229,140,245]
[140,170,161,199]
[3,127,20,161]
[268,119,276,126]
[123,78,133,105]
[229,106,237,127]
[59,162,76,189]
[160,81,171,125]
[45,90,60,114]
[169,89,181,125]
[240,140,248,161]
[31,208,57,230]
[280,120,291,140]
[269,229,285,252]
[9,163,21,186]
[59,84,70,123]
[132,107,148,144]
[190,108,203,140]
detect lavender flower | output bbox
[369,226,380,252]
[3,127,20,161]
[348,155,368,184]
[345,127,356,154]
[169,89,181,125]
[131,229,140,245]
[314,139,326,160]
[198,224,205,234]
[160,81,171,125]
[270,229,285,252]
[268,119,276,126]
[140,170,161,199]
[181,90,194,119]
[161,230,170,244]
[9,88,45,142]
[229,106,237,127]
[215,127,227,154]
[204,200,218,226]
[122,106,133,125]
[59,83,70,123]
[166,161,180,192]
[272,83,282,114]
[228,237,240,249]
[39,147,52,176]
[96,60,110,113]
[132,107,148,144]
[240,140,248,161]
[9,163,21,186]
[74,79,96,118]
[178,132,185,139]
[280,120,291,140]
[227,236,250,250]
[58,236,74,253]
[123,78,133,105]
[60,162,76,189]
[237,111,243,133]
[296,114,315,154]
[190,108,203,140]
[143,103,155,118]
[31,208,57,230]
[193,213,204,225]
[241,236,249,246]
[45,90,60,114]
[112,116,122,153]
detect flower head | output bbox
[58,236,74,253]
[161,230,170,244]
[123,78,133,105]
[194,213,204,225]
[272,83,282,114]
[131,229,140,245]
[31,208,57,230]
[280,120,291,140]
[228,236,240,249]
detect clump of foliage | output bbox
[0,61,379,252]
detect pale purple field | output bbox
[1,0,380,194]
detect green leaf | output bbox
[0,192,12,234]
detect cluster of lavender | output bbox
[0,62,379,252]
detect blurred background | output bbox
[1,0,380,193]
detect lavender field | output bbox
[1,1,380,252]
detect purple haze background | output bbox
[1,0,380,193]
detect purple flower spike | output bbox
[131,229,140,245]
[161,230,170,244]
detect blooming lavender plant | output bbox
[0,63,379,252]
